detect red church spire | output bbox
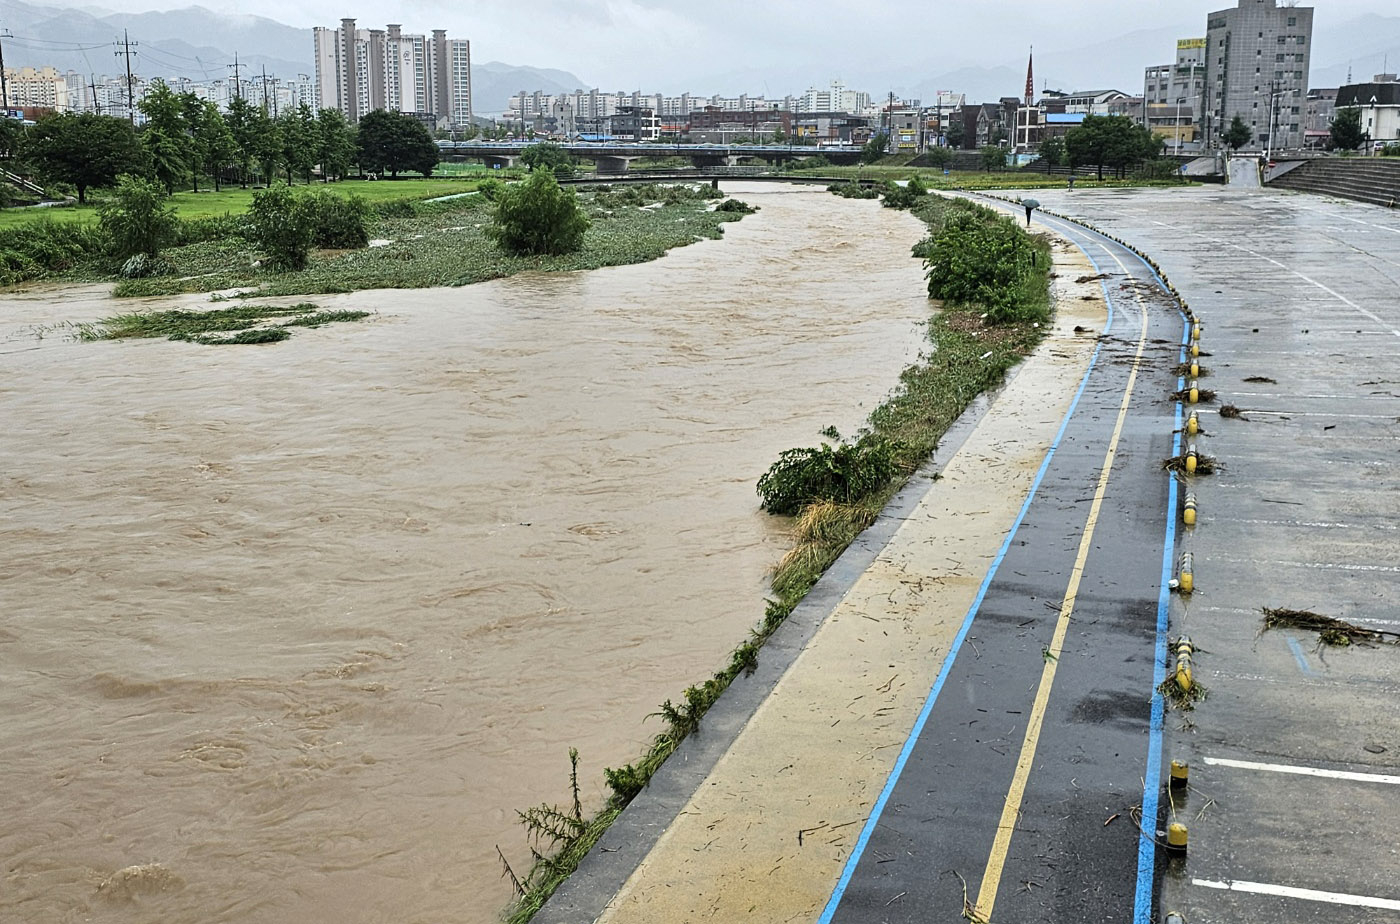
[1025,47,1034,106]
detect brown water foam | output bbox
[0,184,931,923]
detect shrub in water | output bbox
[715,198,757,214]
[487,169,590,256]
[98,174,178,260]
[247,185,315,271]
[757,437,901,515]
[300,188,372,249]
[119,253,174,278]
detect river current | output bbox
[1,183,932,922]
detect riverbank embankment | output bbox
[532,222,1110,924]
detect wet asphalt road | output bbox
[822,208,1188,924]
[981,186,1400,924]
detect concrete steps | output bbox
[1266,158,1400,207]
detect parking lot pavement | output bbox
[1013,185,1400,924]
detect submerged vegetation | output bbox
[82,301,369,345]
[503,193,1053,922]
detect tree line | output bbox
[5,79,440,204]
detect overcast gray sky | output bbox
[70,0,1400,92]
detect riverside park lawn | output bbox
[0,178,488,230]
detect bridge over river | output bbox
[435,140,863,171]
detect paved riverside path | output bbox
[1012,186,1400,924]
[820,207,1186,924]
[535,211,1189,924]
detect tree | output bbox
[928,146,955,169]
[1065,114,1156,179]
[226,96,258,187]
[1222,115,1253,152]
[356,109,439,177]
[278,104,320,184]
[19,112,145,203]
[1038,135,1066,167]
[1329,107,1364,152]
[316,108,355,181]
[981,145,1008,172]
[0,117,22,161]
[520,140,572,172]
[199,101,237,191]
[486,169,590,256]
[861,131,890,163]
[249,106,282,186]
[99,174,178,259]
[945,120,965,150]
[138,80,192,194]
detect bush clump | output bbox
[119,253,174,278]
[828,181,880,200]
[882,174,928,209]
[757,437,901,515]
[0,219,106,285]
[247,185,315,271]
[923,205,1048,324]
[98,174,178,260]
[301,188,372,249]
[174,214,247,246]
[715,198,757,214]
[487,169,590,256]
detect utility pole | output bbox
[89,75,100,114]
[228,53,242,101]
[0,28,12,112]
[260,65,269,113]
[115,28,138,123]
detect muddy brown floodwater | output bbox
[0,183,931,923]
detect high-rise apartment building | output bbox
[312,19,471,127]
[1202,0,1313,151]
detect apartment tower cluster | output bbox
[312,19,471,128]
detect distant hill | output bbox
[0,0,308,84]
[0,1,589,116]
[471,61,590,115]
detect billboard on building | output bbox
[1177,38,1206,49]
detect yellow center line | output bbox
[974,249,1150,922]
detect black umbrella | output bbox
[1022,198,1041,209]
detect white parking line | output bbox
[1211,556,1400,573]
[1203,757,1400,786]
[1193,878,1400,911]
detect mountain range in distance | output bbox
[2,1,1398,115]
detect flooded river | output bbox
[0,183,931,923]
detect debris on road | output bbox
[1162,454,1218,475]
[1261,608,1400,647]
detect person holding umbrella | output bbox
[1021,197,1040,227]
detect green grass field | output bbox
[0,178,486,229]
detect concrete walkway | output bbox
[1016,185,1400,924]
[536,227,1111,924]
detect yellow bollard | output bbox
[1190,342,1200,358]
[1188,379,1200,404]
[1183,492,1197,527]
[1186,411,1199,436]
[1166,822,1189,854]
[1179,552,1194,594]
[1170,760,1190,790]
[1190,361,1200,378]
[1191,322,1201,342]
[1185,442,1199,475]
